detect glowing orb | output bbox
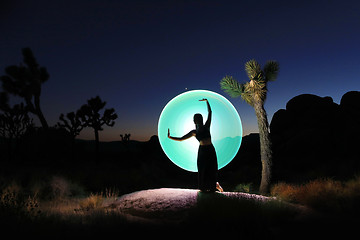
[158,90,242,172]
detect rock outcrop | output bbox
[109,188,305,226]
[270,91,360,181]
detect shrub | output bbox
[296,179,343,211]
[344,175,360,197]
[0,182,41,218]
[270,182,298,202]
[49,176,85,200]
[271,177,360,214]
[50,176,71,199]
[78,194,104,211]
[233,183,253,193]
[0,182,22,209]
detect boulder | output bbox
[340,91,360,125]
[270,91,360,181]
[340,91,360,111]
[108,188,304,226]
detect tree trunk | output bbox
[71,137,76,161]
[94,129,99,162]
[253,101,272,195]
[34,95,48,128]
[37,109,48,129]
[7,136,13,162]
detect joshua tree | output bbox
[0,103,33,140]
[56,109,86,159]
[0,92,33,139]
[57,110,84,139]
[120,133,131,142]
[0,48,49,128]
[220,59,279,194]
[0,92,33,160]
[80,96,117,160]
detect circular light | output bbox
[158,90,242,172]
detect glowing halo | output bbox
[158,90,242,172]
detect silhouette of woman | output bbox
[168,99,223,192]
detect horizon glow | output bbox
[158,90,242,172]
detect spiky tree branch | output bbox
[57,110,84,139]
[0,91,33,139]
[263,60,280,82]
[220,76,243,98]
[245,59,262,80]
[0,48,49,128]
[0,103,33,139]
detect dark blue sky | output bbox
[1,0,360,141]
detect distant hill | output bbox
[74,139,146,153]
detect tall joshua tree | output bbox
[0,48,49,128]
[80,96,117,160]
[220,59,279,194]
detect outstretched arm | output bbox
[168,129,196,141]
[200,99,212,128]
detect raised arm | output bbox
[200,99,212,128]
[168,129,196,141]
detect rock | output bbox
[340,91,360,125]
[103,188,315,237]
[111,188,276,224]
[270,91,360,181]
[340,91,360,110]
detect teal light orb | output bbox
[158,90,242,172]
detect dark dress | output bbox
[196,125,218,191]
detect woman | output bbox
[168,98,223,192]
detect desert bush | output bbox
[296,179,343,211]
[0,182,22,209]
[50,176,71,199]
[0,182,41,219]
[23,195,41,218]
[100,187,120,200]
[343,175,360,197]
[78,193,104,211]
[271,177,360,213]
[270,182,298,202]
[48,176,85,200]
[233,183,253,193]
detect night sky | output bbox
[1,0,360,141]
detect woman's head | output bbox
[193,113,203,125]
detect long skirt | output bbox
[197,144,218,191]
